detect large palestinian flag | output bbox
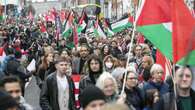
[136,0,195,65]
[172,0,195,65]
[111,16,133,33]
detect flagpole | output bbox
[171,64,178,110]
[120,0,141,96]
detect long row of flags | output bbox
[35,7,133,48]
[17,0,195,67]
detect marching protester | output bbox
[79,54,103,94]
[122,70,145,110]
[0,89,19,110]
[40,57,76,110]
[143,64,169,96]
[96,72,119,103]
[103,55,116,73]
[72,44,90,75]
[36,51,55,88]
[79,86,106,110]
[157,66,195,110]
[0,76,33,110]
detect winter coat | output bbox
[40,72,76,110]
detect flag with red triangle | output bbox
[156,49,172,80]
[172,0,195,65]
[136,0,172,63]
[137,0,195,65]
[78,9,88,34]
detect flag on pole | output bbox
[137,0,195,66]
[136,0,172,61]
[172,0,195,65]
[94,18,107,38]
[78,9,88,34]
[104,19,114,37]
[62,12,73,38]
[111,16,133,33]
[156,49,172,80]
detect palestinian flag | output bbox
[136,0,172,61]
[111,16,133,33]
[104,19,114,37]
[94,18,107,38]
[137,0,195,65]
[156,49,172,80]
[172,0,195,65]
[78,10,88,34]
[65,24,78,49]
[62,12,73,38]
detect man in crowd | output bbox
[72,44,90,74]
[0,76,33,110]
[40,56,76,110]
[0,89,19,110]
[132,44,143,70]
[158,66,195,110]
[139,55,154,82]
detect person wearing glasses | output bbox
[143,64,169,96]
[157,66,195,110]
[122,70,144,110]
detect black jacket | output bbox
[40,72,76,110]
[157,89,195,110]
[125,87,144,110]
[79,75,95,95]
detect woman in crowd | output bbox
[36,51,54,88]
[103,55,116,73]
[143,64,169,96]
[79,54,103,94]
[101,44,111,59]
[123,70,144,110]
[96,72,119,103]
[60,49,71,58]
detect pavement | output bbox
[24,75,42,110]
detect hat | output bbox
[0,90,18,110]
[80,86,105,108]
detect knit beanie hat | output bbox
[80,86,106,108]
[0,90,18,110]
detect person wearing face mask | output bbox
[103,55,116,73]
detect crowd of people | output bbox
[0,11,194,110]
